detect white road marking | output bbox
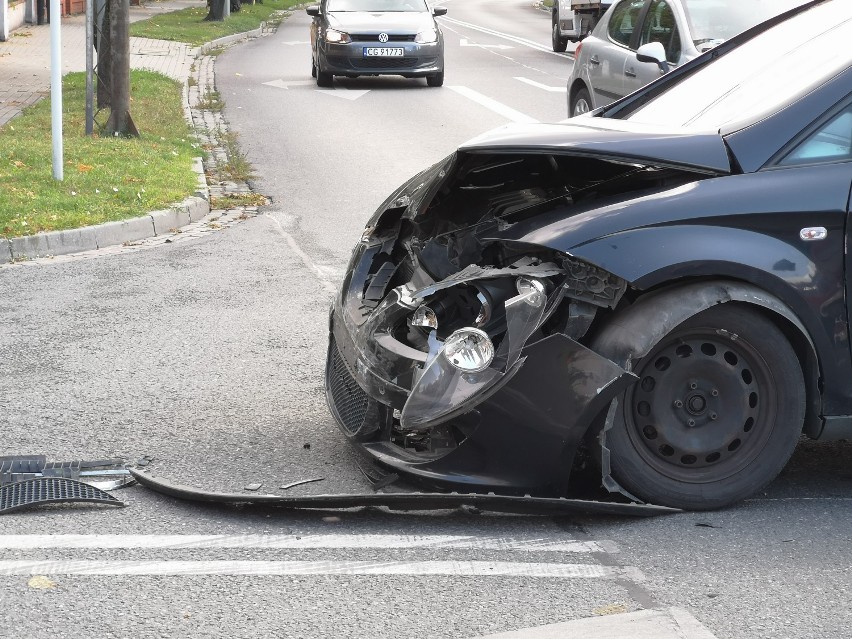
[440,16,569,57]
[448,86,538,124]
[460,38,513,50]
[263,79,316,89]
[0,534,618,553]
[514,76,567,93]
[316,88,371,101]
[0,560,641,578]
[279,40,311,46]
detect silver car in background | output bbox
[566,0,808,116]
[307,0,447,88]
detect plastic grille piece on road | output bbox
[0,477,125,514]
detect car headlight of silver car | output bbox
[415,28,438,44]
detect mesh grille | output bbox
[0,477,124,514]
[327,339,370,436]
[356,57,421,69]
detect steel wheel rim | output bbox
[625,326,777,483]
[573,98,590,116]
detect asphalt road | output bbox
[1,1,852,638]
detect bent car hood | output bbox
[327,11,434,33]
[459,119,732,174]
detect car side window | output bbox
[608,0,646,47]
[780,106,852,166]
[639,0,681,63]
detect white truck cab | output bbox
[552,1,612,52]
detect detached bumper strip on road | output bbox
[447,86,538,123]
[0,534,618,553]
[0,560,643,579]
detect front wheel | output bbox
[426,71,444,87]
[600,305,805,510]
[570,86,592,116]
[552,20,568,52]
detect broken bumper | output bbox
[326,248,635,495]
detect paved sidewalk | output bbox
[0,0,203,128]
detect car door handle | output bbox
[625,66,636,77]
[589,55,600,65]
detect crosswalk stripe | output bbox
[0,560,642,578]
[0,534,618,553]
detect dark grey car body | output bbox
[325,0,852,510]
[306,0,446,87]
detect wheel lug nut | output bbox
[689,382,698,390]
[674,400,683,408]
[687,419,696,427]
[710,412,717,420]
[711,389,719,397]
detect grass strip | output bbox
[130,0,304,46]
[0,70,199,239]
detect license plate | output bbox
[364,47,404,57]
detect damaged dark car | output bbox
[325,0,852,510]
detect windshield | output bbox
[683,0,810,50]
[327,0,428,11]
[624,2,852,130]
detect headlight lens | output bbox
[443,328,494,373]
[326,29,351,44]
[516,277,546,306]
[412,305,438,329]
[415,28,438,43]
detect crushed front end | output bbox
[325,150,640,495]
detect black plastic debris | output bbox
[0,455,137,514]
[131,470,680,517]
[0,477,125,514]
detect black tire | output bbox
[570,86,592,117]
[426,71,444,87]
[552,19,568,52]
[316,68,333,88]
[598,304,804,510]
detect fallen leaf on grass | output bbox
[77,163,94,172]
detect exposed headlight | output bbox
[412,305,438,329]
[415,28,438,43]
[326,29,351,44]
[443,328,494,373]
[516,277,546,306]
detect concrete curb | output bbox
[2,17,273,264]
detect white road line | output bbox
[0,560,640,578]
[514,77,567,93]
[448,86,538,124]
[0,534,617,553]
[439,16,569,57]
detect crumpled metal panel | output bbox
[0,478,125,514]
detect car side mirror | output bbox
[636,41,670,74]
[306,5,320,16]
[433,6,447,16]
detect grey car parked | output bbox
[566,0,807,116]
[307,0,446,88]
